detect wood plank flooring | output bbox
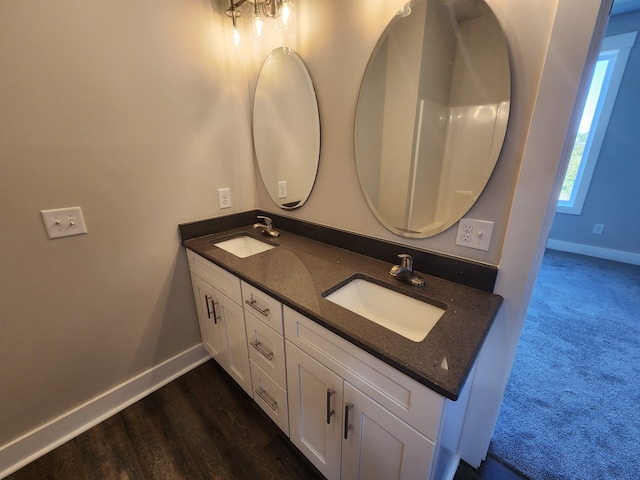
[7,359,525,480]
[6,360,323,480]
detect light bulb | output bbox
[254,15,264,39]
[225,0,243,48]
[281,3,291,26]
[233,25,241,48]
[277,0,296,33]
[249,3,264,41]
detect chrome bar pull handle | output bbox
[250,341,274,361]
[326,389,335,424]
[212,300,220,325]
[245,298,270,317]
[344,403,353,439]
[255,387,278,412]
[205,295,213,319]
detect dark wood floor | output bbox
[7,360,526,480]
[454,457,527,480]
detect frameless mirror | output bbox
[355,0,511,237]
[253,47,320,209]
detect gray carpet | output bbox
[490,249,640,480]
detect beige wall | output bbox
[0,0,606,466]
[0,0,255,446]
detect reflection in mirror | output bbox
[253,47,320,209]
[355,0,511,238]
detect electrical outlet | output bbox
[456,218,494,251]
[592,223,604,234]
[277,180,287,199]
[41,206,88,239]
[217,188,232,209]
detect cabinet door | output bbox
[190,273,225,366]
[217,292,252,396]
[284,306,443,440]
[341,382,435,480]
[286,342,343,480]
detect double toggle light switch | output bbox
[40,206,88,239]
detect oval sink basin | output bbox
[324,278,445,342]
[213,234,275,258]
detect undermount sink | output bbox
[213,234,275,258]
[324,277,446,342]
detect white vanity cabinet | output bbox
[241,281,290,435]
[190,273,226,365]
[286,342,344,479]
[285,306,465,480]
[187,250,252,395]
[286,342,433,480]
[186,249,471,480]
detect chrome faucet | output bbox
[389,254,425,287]
[253,216,280,238]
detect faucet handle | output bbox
[397,253,413,270]
[257,216,273,228]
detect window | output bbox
[557,32,637,214]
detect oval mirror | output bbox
[355,0,511,237]
[254,47,320,209]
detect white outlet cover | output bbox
[456,218,494,251]
[217,188,232,209]
[277,180,287,199]
[41,206,88,239]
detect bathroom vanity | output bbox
[180,214,502,480]
[179,0,510,476]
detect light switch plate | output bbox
[456,218,493,251]
[41,206,88,239]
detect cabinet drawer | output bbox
[187,250,241,305]
[284,306,443,440]
[250,360,289,436]
[241,280,284,335]
[245,312,287,388]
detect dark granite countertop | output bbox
[183,226,502,401]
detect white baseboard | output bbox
[0,345,210,479]
[546,239,640,266]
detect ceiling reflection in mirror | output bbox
[355,0,511,238]
[254,47,320,209]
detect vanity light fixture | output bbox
[225,0,295,45]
